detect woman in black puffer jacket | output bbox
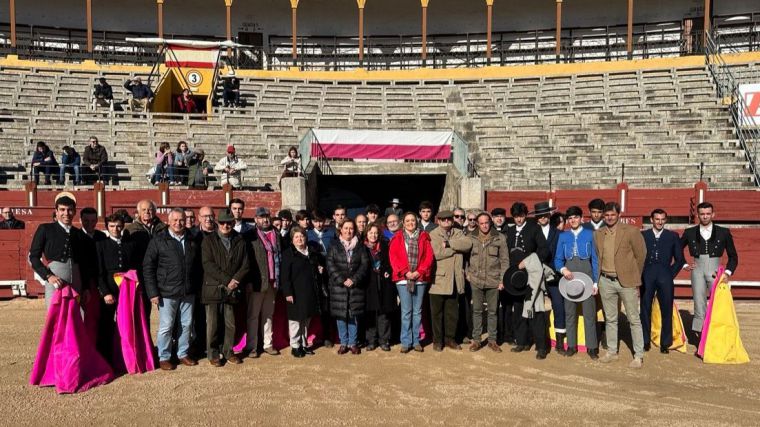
[326,218,369,355]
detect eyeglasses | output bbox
[200,215,215,219]
[453,215,465,219]
[467,217,476,221]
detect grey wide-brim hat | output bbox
[559,272,594,303]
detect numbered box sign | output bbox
[186,70,203,87]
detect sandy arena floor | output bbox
[1,298,759,426]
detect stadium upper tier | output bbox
[0,53,757,190]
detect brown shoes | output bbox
[487,341,502,353]
[445,340,462,350]
[413,344,424,352]
[159,360,176,371]
[227,355,243,364]
[469,341,481,352]
[337,345,349,355]
[349,345,361,355]
[179,356,197,366]
[433,343,444,352]
[209,358,223,367]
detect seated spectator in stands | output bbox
[124,77,154,112]
[188,149,212,189]
[280,146,303,182]
[57,145,81,185]
[214,145,247,189]
[174,141,193,185]
[30,141,57,185]
[222,70,241,107]
[176,89,197,114]
[92,77,114,111]
[82,136,108,183]
[151,142,175,185]
[0,207,25,229]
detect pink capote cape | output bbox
[29,285,114,394]
[111,270,156,374]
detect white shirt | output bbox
[541,224,550,240]
[653,229,664,239]
[108,234,122,244]
[700,223,713,241]
[590,220,604,230]
[571,227,583,237]
[515,223,525,234]
[57,221,71,233]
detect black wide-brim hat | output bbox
[504,265,530,297]
[530,201,556,216]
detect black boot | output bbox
[555,333,566,356]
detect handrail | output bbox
[705,32,760,187]
[311,133,333,176]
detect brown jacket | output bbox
[465,228,509,290]
[593,222,646,288]
[429,226,471,296]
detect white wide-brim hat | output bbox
[559,272,594,302]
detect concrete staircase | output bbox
[0,63,755,190]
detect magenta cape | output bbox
[112,270,156,374]
[29,285,114,394]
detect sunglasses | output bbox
[453,215,465,219]
[218,221,233,226]
[467,218,476,221]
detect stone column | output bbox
[9,0,16,49]
[290,0,299,64]
[486,0,494,64]
[627,0,634,59]
[85,0,93,53]
[421,0,429,64]
[157,0,164,38]
[357,0,366,64]
[281,177,307,211]
[460,177,484,211]
[555,0,562,60]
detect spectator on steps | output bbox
[214,145,247,189]
[124,77,154,112]
[279,146,303,182]
[174,141,193,185]
[57,145,81,185]
[82,136,108,183]
[222,70,241,107]
[176,89,197,114]
[151,142,175,185]
[30,141,57,185]
[0,207,25,229]
[92,77,114,111]
[187,149,213,189]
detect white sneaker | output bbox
[599,352,619,363]
[628,358,643,369]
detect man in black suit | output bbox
[681,202,738,340]
[29,193,95,308]
[640,209,685,354]
[582,198,606,231]
[95,213,138,360]
[533,201,565,355]
[500,202,548,350]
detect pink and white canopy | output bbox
[310,129,453,161]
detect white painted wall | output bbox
[7,0,756,41]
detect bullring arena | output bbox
[1,0,760,424]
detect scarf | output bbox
[403,230,420,273]
[256,227,281,288]
[365,239,382,272]
[340,236,358,263]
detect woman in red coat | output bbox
[388,212,434,353]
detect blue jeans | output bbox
[397,283,426,348]
[152,164,175,184]
[336,317,358,346]
[157,295,194,361]
[58,164,81,184]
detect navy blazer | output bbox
[642,229,685,279]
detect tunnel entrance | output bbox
[315,174,447,217]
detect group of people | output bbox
[29,193,738,375]
[31,137,108,186]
